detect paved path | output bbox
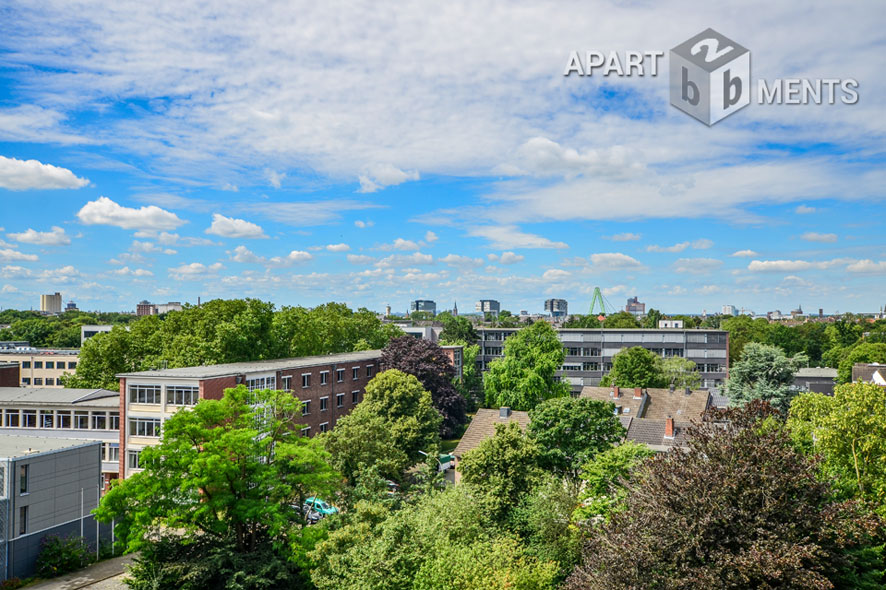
[26,554,134,590]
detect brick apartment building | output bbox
[0,348,80,388]
[116,350,382,479]
[0,363,18,387]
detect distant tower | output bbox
[385,304,391,317]
[453,301,458,316]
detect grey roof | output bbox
[709,392,731,408]
[0,387,118,407]
[454,408,531,458]
[626,418,691,451]
[0,348,80,356]
[794,367,838,378]
[0,435,101,459]
[0,362,17,368]
[117,350,382,379]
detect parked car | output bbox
[302,496,338,523]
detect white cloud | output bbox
[326,243,350,252]
[468,225,567,250]
[358,164,419,193]
[605,233,641,242]
[731,249,758,257]
[439,254,483,267]
[265,169,285,188]
[0,156,89,190]
[7,226,70,246]
[673,258,723,274]
[795,205,817,214]
[647,242,690,253]
[747,258,850,272]
[268,250,312,266]
[692,239,714,250]
[588,252,645,272]
[488,251,524,265]
[354,220,374,228]
[847,260,886,274]
[379,238,421,252]
[1,265,32,279]
[801,232,838,243]
[230,245,264,264]
[169,262,224,279]
[1,285,19,293]
[542,268,570,280]
[508,136,644,179]
[205,213,267,239]
[0,248,38,262]
[347,254,375,264]
[424,231,438,243]
[130,240,162,253]
[376,252,434,267]
[114,266,154,277]
[77,196,185,230]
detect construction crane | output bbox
[588,286,615,319]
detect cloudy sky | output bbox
[0,1,883,315]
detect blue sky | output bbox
[0,1,884,315]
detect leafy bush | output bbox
[36,535,92,578]
[1,578,24,590]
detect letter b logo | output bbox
[670,28,750,125]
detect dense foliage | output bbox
[0,309,136,348]
[599,346,666,389]
[724,342,808,413]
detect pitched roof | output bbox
[580,386,646,417]
[0,387,118,407]
[625,418,691,452]
[579,385,710,421]
[454,408,530,458]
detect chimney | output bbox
[612,386,620,399]
[664,417,675,439]
[499,407,511,419]
[633,387,642,399]
[684,386,692,396]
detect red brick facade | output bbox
[0,363,19,387]
[200,376,239,400]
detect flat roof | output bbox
[0,435,101,460]
[476,327,727,333]
[117,350,382,380]
[795,367,838,378]
[0,348,80,356]
[0,388,119,407]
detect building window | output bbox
[128,450,142,470]
[109,412,120,430]
[45,361,55,369]
[20,378,29,386]
[21,361,30,369]
[22,410,36,428]
[68,362,77,369]
[366,365,373,378]
[105,444,120,462]
[33,362,42,369]
[320,371,329,385]
[320,397,328,411]
[336,368,345,383]
[302,373,311,388]
[282,376,292,391]
[167,386,199,406]
[19,464,28,494]
[129,385,162,404]
[246,376,276,391]
[319,422,329,433]
[33,378,43,386]
[352,367,360,380]
[352,390,360,404]
[302,400,311,416]
[74,411,89,429]
[40,410,54,429]
[300,426,311,437]
[19,506,27,535]
[92,412,107,430]
[45,378,55,386]
[336,393,344,408]
[56,411,71,429]
[5,410,19,428]
[130,418,161,437]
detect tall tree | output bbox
[574,441,654,523]
[837,342,886,383]
[484,321,570,411]
[527,397,625,483]
[324,369,441,482]
[602,311,640,329]
[660,356,701,389]
[600,346,666,389]
[724,342,808,413]
[562,315,601,329]
[380,336,467,438]
[642,308,663,329]
[567,402,886,590]
[438,313,479,343]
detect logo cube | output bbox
[669,28,750,125]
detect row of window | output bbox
[299,422,329,437]
[564,347,601,357]
[1,409,119,430]
[17,360,77,370]
[130,417,162,437]
[129,385,199,405]
[20,377,60,386]
[302,391,360,415]
[294,365,373,389]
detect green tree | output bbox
[723,342,809,413]
[721,314,771,365]
[600,346,665,389]
[642,308,663,329]
[324,369,441,482]
[574,441,654,523]
[562,315,601,329]
[602,311,640,329]
[660,356,701,389]
[95,386,338,588]
[61,326,134,390]
[527,397,625,482]
[438,313,479,343]
[484,322,570,411]
[458,422,542,522]
[837,342,886,384]
[789,382,886,510]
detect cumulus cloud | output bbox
[354,220,374,228]
[795,205,817,214]
[230,245,312,266]
[265,169,285,188]
[468,225,567,250]
[846,260,886,274]
[7,226,70,246]
[542,268,570,280]
[358,164,419,193]
[0,156,89,190]
[588,252,645,272]
[747,258,850,272]
[379,238,421,252]
[605,233,641,242]
[801,232,838,243]
[268,250,312,266]
[169,262,224,279]
[439,254,483,267]
[77,196,185,230]
[0,248,38,262]
[114,266,154,277]
[376,252,434,267]
[346,254,375,264]
[230,245,264,264]
[488,251,524,264]
[206,213,267,239]
[673,258,723,274]
[326,243,350,252]
[424,231,438,243]
[731,249,758,257]
[647,239,712,253]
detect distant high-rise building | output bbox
[625,296,645,315]
[40,292,62,314]
[722,304,738,316]
[384,304,391,317]
[544,298,568,317]
[475,299,501,316]
[65,301,79,312]
[410,300,437,316]
[136,300,156,316]
[452,301,458,316]
[154,302,183,315]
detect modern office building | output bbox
[625,296,646,315]
[658,319,684,329]
[137,300,183,316]
[476,327,729,390]
[81,325,114,344]
[0,349,80,388]
[475,299,501,316]
[116,350,383,479]
[65,301,79,312]
[39,292,62,315]
[409,300,436,316]
[722,304,738,316]
[544,298,568,318]
[0,436,106,581]
[0,388,121,487]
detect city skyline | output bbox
[1,2,884,314]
